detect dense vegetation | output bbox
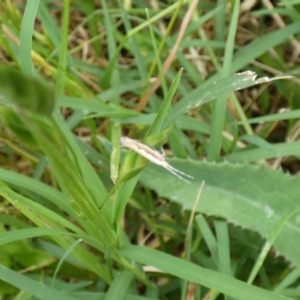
[0,1,300,299]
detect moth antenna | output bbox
[167,164,194,179]
[163,164,191,183]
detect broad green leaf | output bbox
[139,160,300,268]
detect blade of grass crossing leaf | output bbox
[19,0,39,75]
[121,245,290,300]
[195,215,220,269]
[104,271,134,300]
[208,0,239,161]
[56,0,70,95]
[145,69,183,138]
[181,182,205,300]
[214,220,232,276]
[247,207,300,284]
[51,239,82,287]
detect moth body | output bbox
[120,136,193,183]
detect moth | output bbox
[120,136,193,183]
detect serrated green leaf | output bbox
[139,160,300,268]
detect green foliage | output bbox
[0,107,37,145]
[140,160,300,268]
[0,0,300,299]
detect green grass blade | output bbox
[214,220,231,276]
[146,69,183,138]
[51,239,82,287]
[0,265,79,300]
[208,0,240,161]
[121,245,290,300]
[0,228,67,246]
[19,0,39,75]
[37,1,60,47]
[232,20,300,71]
[195,215,220,268]
[117,0,147,82]
[104,271,134,300]
[169,71,271,120]
[247,207,300,284]
[55,0,70,95]
[225,141,300,162]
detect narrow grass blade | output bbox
[121,245,290,300]
[146,69,183,138]
[0,265,78,300]
[19,0,39,75]
[104,271,134,300]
